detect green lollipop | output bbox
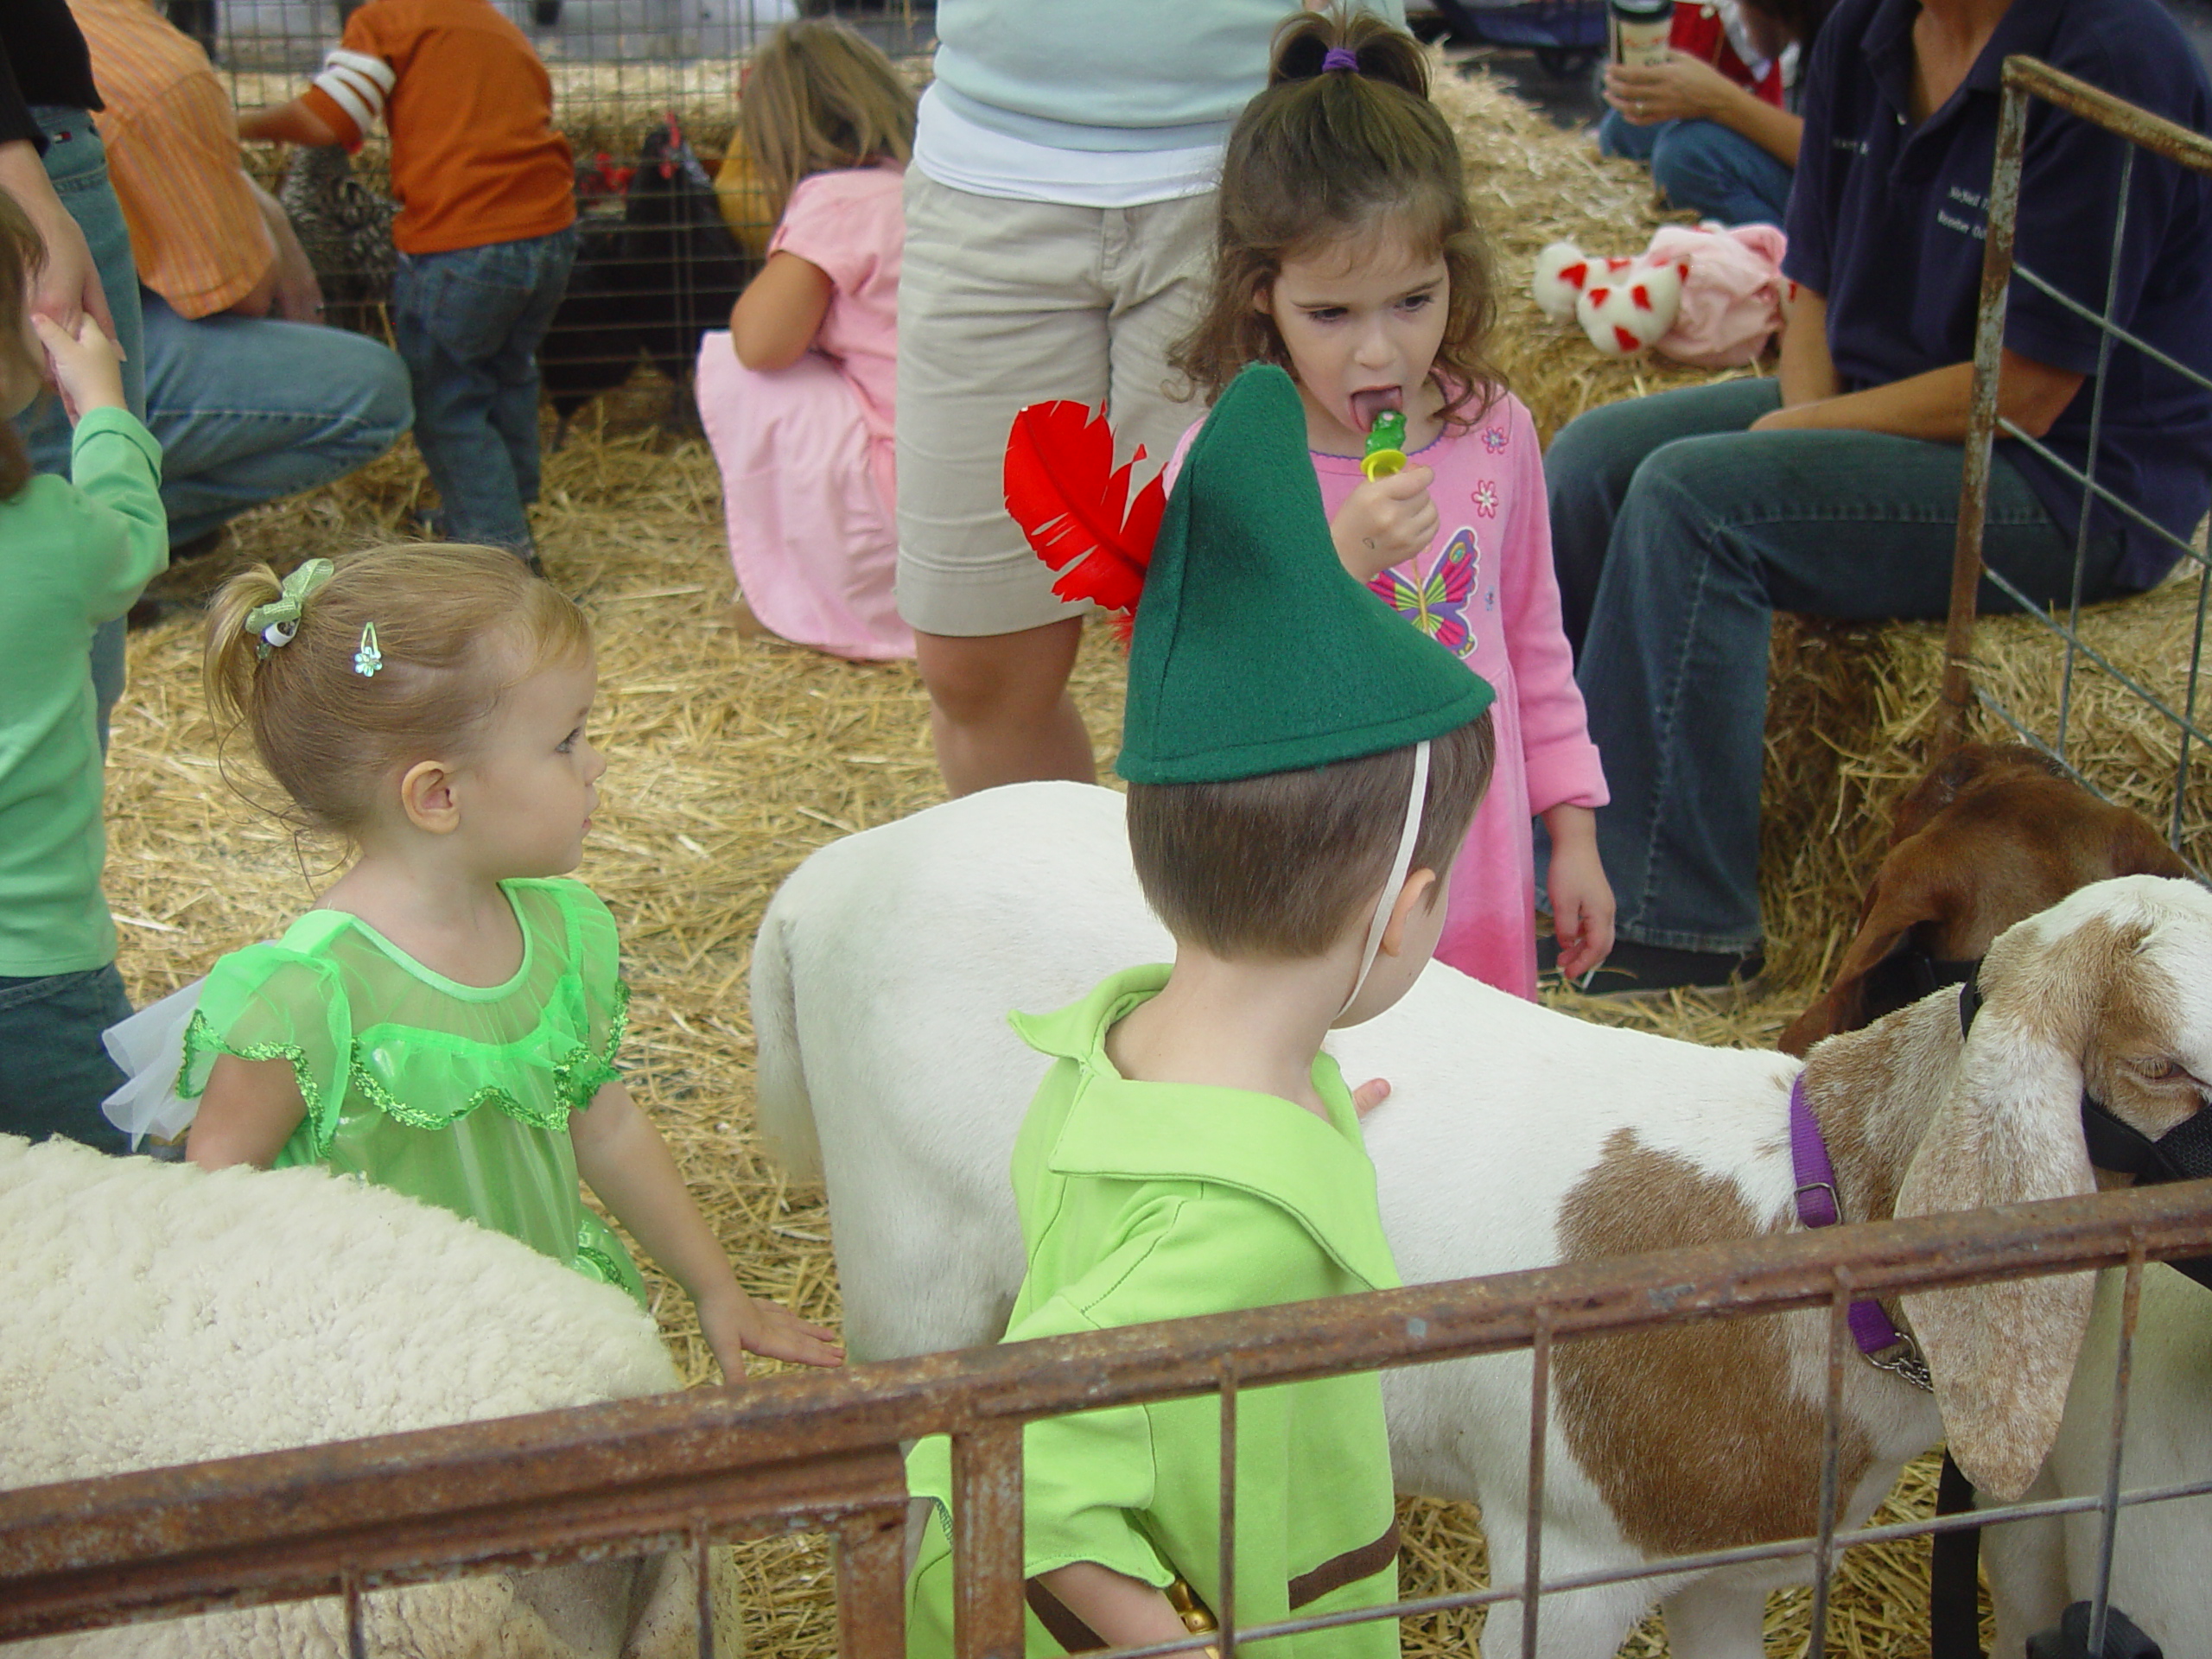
[1362,409,1408,480]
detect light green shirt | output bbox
[906,965,1402,1658]
[0,409,165,976]
[930,0,1409,152]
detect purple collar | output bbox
[1789,1075,1934,1391]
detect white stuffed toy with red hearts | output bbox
[1531,226,1789,365]
[1576,258,1688,357]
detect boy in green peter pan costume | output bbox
[905,363,1498,1658]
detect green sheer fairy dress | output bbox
[180,878,647,1306]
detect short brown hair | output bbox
[203,544,593,840]
[0,188,46,502]
[1127,712,1497,958]
[1170,7,1503,428]
[740,19,916,225]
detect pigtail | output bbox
[203,562,288,737]
[1268,7,1430,99]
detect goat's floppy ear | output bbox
[1779,849,1955,1056]
[1896,924,2100,1500]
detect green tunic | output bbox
[906,966,1402,1657]
[178,878,646,1305]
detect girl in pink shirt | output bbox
[696,20,913,661]
[1168,11,1614,999]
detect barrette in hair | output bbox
[245,558,335,658]
[1322,45,1360,72]
[353,621,384,678]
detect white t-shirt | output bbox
[913,86,1224,207]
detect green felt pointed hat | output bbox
[1117,364,1495,785]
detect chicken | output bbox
[276,143,397,337]
[538,115,757,442]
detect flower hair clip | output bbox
[353,621,384,678]
[244,558,335,658]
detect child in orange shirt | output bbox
[241,0,576,565]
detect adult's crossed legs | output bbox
[1550,378,2129,955]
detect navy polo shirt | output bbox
[1783,0,2212,590]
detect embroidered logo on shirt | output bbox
[1481,425,1509,454]
[1369,527,1480,661]
[1471,481,1499,518]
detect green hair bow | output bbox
[245,558,336,652]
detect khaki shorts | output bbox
[894,170,1213,638]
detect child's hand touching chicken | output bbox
[1330,463,1438,582]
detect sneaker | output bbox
[1548,937,1765,1005]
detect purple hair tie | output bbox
[1322,45,1359,72]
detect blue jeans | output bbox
[1598,108,1795,227]
[392,226,577,553]
[1546,377,2132,953]
[0,963,131,1154]
[14,109,147,745]
[144,290,413,545]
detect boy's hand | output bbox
[698,1287,844,1380]
[1330,465,1437,582]
[1544,811,1617,983]
[1351,1077,1391,1117]
[31,312,126,423]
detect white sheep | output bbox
[753,780,2212,1659]
[0,1133,738,1658]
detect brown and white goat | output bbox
[752,781,2212,1658]
[1781,743,2186,1055]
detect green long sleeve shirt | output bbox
[0,408,165,976]
[906,966,1402,1658]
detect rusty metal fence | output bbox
[8,1178,2212,1657]
[1941,55,2212,875]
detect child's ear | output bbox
[1251,276,1276,317]
[1377,868,1441,957]
[398,760,461,836]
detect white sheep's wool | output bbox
[0,1136,741,1659]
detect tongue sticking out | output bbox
[1349,387,1402,432]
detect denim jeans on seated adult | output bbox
[391,225,577,554]
[0,963,132,1154]
[1546,376,2131,955]
[143,290,413,545]
[1598,107,1795,228]
[15,109,147,747]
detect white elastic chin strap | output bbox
[1339,739,1430,1019]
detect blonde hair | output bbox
[0,189,45,501]
[739,18,916,224]
[1170,7,1502,428]
[204,545,593,839]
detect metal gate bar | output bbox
[6,1178,2211,1653]
[1940,54,2212,867]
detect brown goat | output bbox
[1778,743,2188,1055]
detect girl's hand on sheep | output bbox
[1330,466,1439,583]
[1542,805,1617,982]
[699,1287,844,1378]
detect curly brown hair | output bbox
[1169,7,1502,429]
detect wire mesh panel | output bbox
[8,1180,2212,1657]
[1942,55,2212,876]
[184,0,931,435]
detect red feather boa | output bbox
[1002,401,1166,639]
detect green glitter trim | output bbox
[181,979,632,1148]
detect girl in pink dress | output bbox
[1166,10,1614,999]
[696,20,914,661]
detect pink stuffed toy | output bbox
[1531,223,1789,367]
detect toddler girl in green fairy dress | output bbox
[105,543,842,1382]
